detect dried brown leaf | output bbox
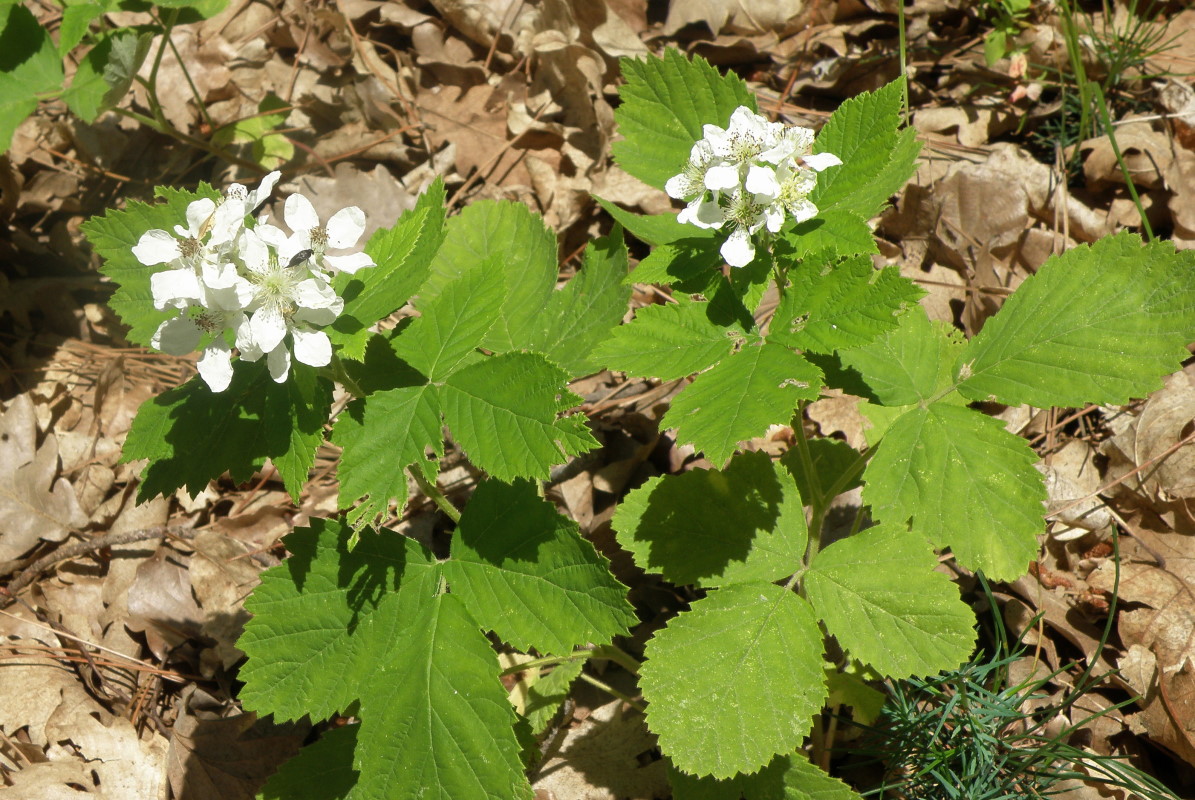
[0,394,88,562]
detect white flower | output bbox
[665,105,842,268]
[150,290,254,392]
[237,228,342,383]
[258,193,375,275]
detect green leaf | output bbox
[612,48,756,191]
[780,439,864,507]
[259,726,358,800]
[840,306,964,406]
[443,480,635,653]
[629,239,724,286]
[59,3,106,55]
[863,402,1045,580]
[237,518,442,722]
[516,658,585,736]
[424,200,558,353]
[525,228,633,376]
[333,382,440,528]
[82,183,222,347]
[391,259,505,380]
[825,668,886,727]
[124,361,331,502]
[804,524,976,678]
[439,352,598,481]
[0,4,64,154]
[662,342,823,466]
[612,451,806,586]
[354,593,532,800]
[63,29,151,122]
[811,80,920,220]
[768,258,924,354]
[330,179,447,360]
[671,753,864,800]
[592,300,742,381]
[595,197,715,246]
[210,92,293,169]
[955,232,1195,407]
[774,209,877,263]
[641,583,826,778]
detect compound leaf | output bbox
[613,48,755,191]
[237,518,442,722]
[526,228,632,377]
[811,80,919,220]
[425,200,558,353]
[774,208,877,263]
[805,524,976,678]
[444,480,635,653]
[333,382,440,528]
[390,259,505,380]
[258,725,358,800]
[641,582,826,778]
[863,403,1045,580]
[331,179,447,360]
[671,752,863,800]
[124,361,331,502]
[0,5,63,154]
[613,451,806,586]
[662,343,823,466]
[956,232,1195,407]
[354,593,532,800]
[769,257,924,354]
[840,306,963,406]
[592,300,742,381]
[440,353,597,481]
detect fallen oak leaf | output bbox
[0,393,88,562]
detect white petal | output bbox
[184,198,218,236]
[200,260,240,291]
[238,228,271,274]
[326,207,366,248]
[133,230,182,266]
[764,204,786,233]
[665,173,692,200]
[292,327,332,367]
[254,223,290,249]
[285,193,321,232]
[151,314,202,354]
[267,345,292,383]
[721,227,755,268]
[704,164,740,192]
[693,198,725,228]
[151,269,203,309]
[788,198,819,224]
[209,199,246,245]
[324,252,376,274]
[250,171,281,208]
[293,278,341,311]
[803,152,843,172]
[250,306,288,353]
[236,318,263,361]
[745,164,780,197]
[197,338,234,391]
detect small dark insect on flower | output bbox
[287,249,314,268]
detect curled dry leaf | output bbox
[0,393,88,562]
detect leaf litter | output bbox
[6,0,1195,797]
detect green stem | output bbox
[1090,82,1154,241]
[792,401,825,560]
[578,673,645,713]
[498,644,642,678]
[408,467,460,524]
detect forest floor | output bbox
[4,0,1195,797]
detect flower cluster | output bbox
[666,106,843,267]
[133,172,375,392]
